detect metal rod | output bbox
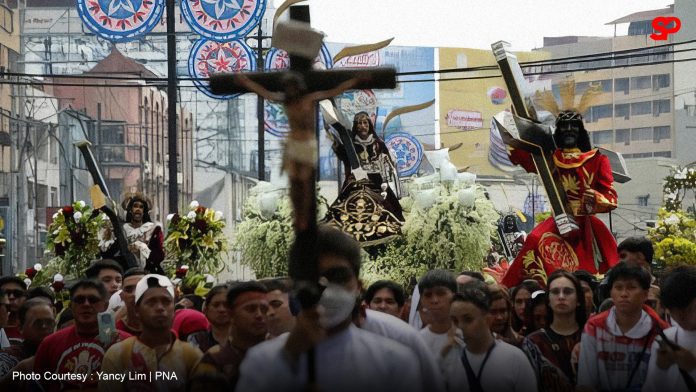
[166,0,179,212]
[257,22,265,181]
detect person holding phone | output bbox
[643,265,696,392]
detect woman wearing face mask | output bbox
[522,270,587,392]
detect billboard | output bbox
[438,47,551,176]
[319,43,436,180]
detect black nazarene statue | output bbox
[324,112,403,245]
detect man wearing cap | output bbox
[100,274,203,392]
[33,279,130,392]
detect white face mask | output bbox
[317,283,357,329]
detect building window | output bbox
[0,5,13,34]
[628,20,653,36]
[615,104,630,119]
[631,101,652,116]
[631,127,652,141]
[592,130,613,145]
[653,126,670,143]
[634,152,653,158]
[576,82,590,95]
[630,76,652,90]
[615,129,630,145]
[636,195,649,207]
[599,79,612,92]
[653,151,672,158]
[587,104,612,122]
[653,74,670,89]
[615,78,629,94]
[653,99,670,116]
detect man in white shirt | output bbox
[356,307,445,392]
[236,226,422,392]
[442,280,537,392]
[644,265,696,392]
[418,269,457,358]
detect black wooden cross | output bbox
[209,4,396,274]
[210,6,398,389]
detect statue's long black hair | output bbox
[124,195,152,223]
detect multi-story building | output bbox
[50,48,195,222]
[537,2,696,239]
[540,4,678,161]
[0,0,19,272]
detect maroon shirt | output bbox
[33,325,130,392]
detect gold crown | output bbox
[533,77,602,117]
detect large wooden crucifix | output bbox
[491,41,579,236]
[491,41,630,236]
[209,4,396,289]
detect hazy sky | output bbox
[280,0,682,50]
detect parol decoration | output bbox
[385,132,423,177]
[263,44,333,137]
[180,0,267,42]
[188,39,256,99]
[77,0,165,43]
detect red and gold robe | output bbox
[501,148,619,287]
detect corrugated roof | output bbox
[606,5,674,25]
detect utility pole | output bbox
[246,20,272,181]
[166,0,178,212]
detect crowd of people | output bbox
[0,227,694,391]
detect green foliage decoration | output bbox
[233,183,328,279]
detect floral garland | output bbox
[16,201,104,305]
[649,208,696,267]
[46,201,106,278]
[662,166,696,212]
[361,182,500,287]
[163,201,228,290]
[233,182,328,279]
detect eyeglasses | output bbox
[72,295,102,305]
[549,287,576,297]
[31,319,56,329]
[4,289,26,298]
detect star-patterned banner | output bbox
[385,132,423,177]
[77,0,165,42]
[188,39,256,99]
[263,44,333,137]
[181,0,267,42]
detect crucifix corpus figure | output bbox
[209,16,396,235]
[210,6,398,390]
[232,72,369,231]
